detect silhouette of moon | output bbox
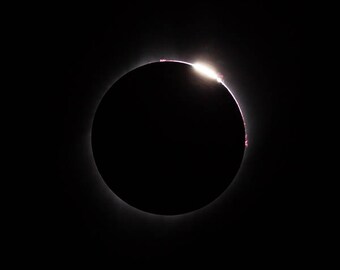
[91,61,245,215]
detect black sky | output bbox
[35,2,304,266]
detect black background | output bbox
[34,2,304,266]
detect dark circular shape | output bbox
[92,61,245,215]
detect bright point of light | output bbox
[158,59,246,147]
[193,63,223,83]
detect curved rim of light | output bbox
[90,58,249,218]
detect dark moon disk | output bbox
[91,62,245,215]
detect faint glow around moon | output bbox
[193,63,223,83]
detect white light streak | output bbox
[193,63,223,83]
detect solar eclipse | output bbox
[91,60,246,215]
